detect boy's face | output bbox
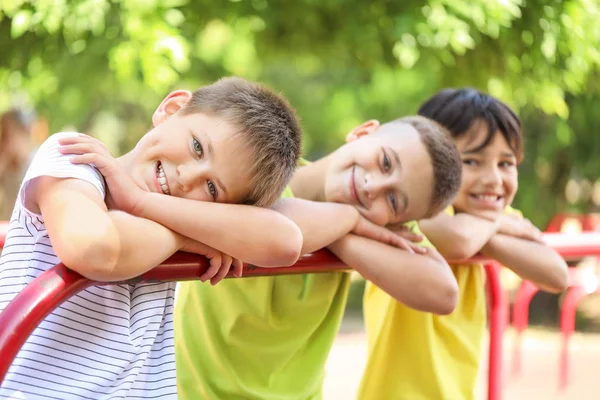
[128,91,253,204]
[324,120,434,226]
[453,121,518,219]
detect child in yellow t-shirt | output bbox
[359,88,569,400]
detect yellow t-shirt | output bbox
[358,206,521,400]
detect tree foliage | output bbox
[1,0,600,225]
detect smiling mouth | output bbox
[469,193,502,206]
[350,167,364,207]
[156,161,170,195]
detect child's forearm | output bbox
[481,234,568,293]
[103,210,185,281]
[328,234,458,315]
[420,213,499,260]
[271,198,359,254]
[136,193,302,267]
[39,178,185,282]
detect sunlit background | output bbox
[2,1,600,398]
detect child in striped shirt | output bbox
[0,77,303,399]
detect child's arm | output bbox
[419,212,500,260]
[32,176,222,282]
[135,194,303,267]
[327,234,458,315]
[272,198,423,255]
[481,232,568,294]
[60,134,302,268]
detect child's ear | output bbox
[152,90,193,127]
[345,120,380,143]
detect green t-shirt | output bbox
[175,185,351,400]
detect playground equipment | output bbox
[1,227,600,400]
[0,222,7,247]
[511,214,600,390]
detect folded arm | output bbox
[34,176,186,281]
[328,234,458,315]
[419,212,499,260]
[136,193,302,267]
[482,234,568,293]
[271,198,360,254]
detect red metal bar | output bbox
[558,286,590,390]
[0,222,8,248]
[0,249,347,382]
[485,261,507,400]
[1,231,600,396]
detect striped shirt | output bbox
[0,133,177,399]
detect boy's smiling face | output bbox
[324,120,434,226]
[452,121,518,219]
[127,91,253,204]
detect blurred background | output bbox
[2,1,600,398]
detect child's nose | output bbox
[481,167,502,186]
[364,175,390,200]
[177,163,209,192]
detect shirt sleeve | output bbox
[504,205,523,218]
[19,132,106,215]
[404,220,435,249]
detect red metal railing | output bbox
[0,222,8,247]
[1,230,600,400]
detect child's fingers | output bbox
[397,231,423,243]
[232,258,243,278]
[201,253,221,282]
[211,254,233,285]
[59,143,94,155]
[391,236,415,253]
[68,153,113,172]
[410,243,427,254]
[59,142,110,157]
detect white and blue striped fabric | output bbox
[0,133,177,399]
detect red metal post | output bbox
[511,280,539,376]
[0,264,92,381]
[558,285,590,390]
[0,222,8,248]
[485,261,506,400]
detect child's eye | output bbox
[382,152,391,172]
[388,192,397,214]
[462,159,478,166]
[193,138,203,157]
[207,180,218,200]
[499,161,515,168]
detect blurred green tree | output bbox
[1,0,599,226]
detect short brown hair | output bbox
[393,115,462,217]
[180,77,302,207]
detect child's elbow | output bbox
[430,278,459,315]
[545,259,569,293]
[268,222,303,267]
[61,233,121,281]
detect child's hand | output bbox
[180,239,243,285]
[353,216,426,254]
[497,214,544,243]
[59,134,145,214]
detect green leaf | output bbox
[10,9,32,38]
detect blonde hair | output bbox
[391,115,462,216]
[181,77,302,207]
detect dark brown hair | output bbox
[181,77,302,207]
[418,88,523,163]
